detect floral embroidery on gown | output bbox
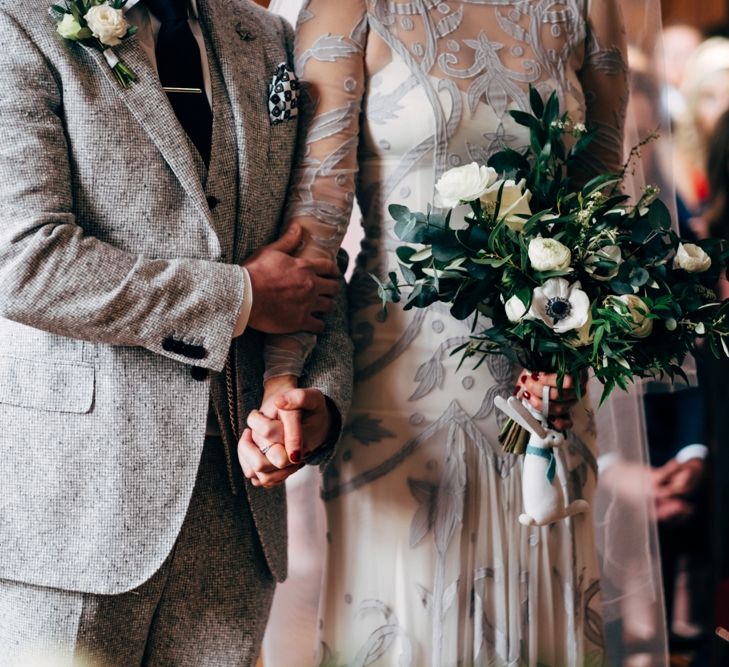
[274,2,628,665]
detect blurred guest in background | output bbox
[697,106,729,664]
[673,38,729,236]
[656,24,703,124]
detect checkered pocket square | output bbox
[268,63,299,125]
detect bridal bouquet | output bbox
[375,87,729,452]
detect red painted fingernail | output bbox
[520,374,527,383]
[523,391,531,399]
[531,372,539,380]
[512,387,520,396]
[290,450,302,464]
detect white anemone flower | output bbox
[528,278,590,334]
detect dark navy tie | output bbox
[145,0,213,165]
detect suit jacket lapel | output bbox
[80,40,213,225]
[197,0,272,262]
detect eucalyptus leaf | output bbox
[389,204,412,223]
[409,247,433,262]
[396,246,417,263]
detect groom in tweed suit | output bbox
[0,0,352,663]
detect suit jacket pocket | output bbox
[0,355,94,414]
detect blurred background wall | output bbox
[661,0,728,29]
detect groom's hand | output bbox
[240,224,340,335]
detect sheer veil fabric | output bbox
[267,1,669,665]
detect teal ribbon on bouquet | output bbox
[525,445,556,484]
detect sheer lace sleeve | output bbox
[264,0,367,381]
[575,0,628,178]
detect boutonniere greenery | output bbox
[51,0,137,87]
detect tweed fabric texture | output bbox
[0,0,353,595]
[0,437,274,667]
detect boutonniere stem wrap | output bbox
[51,0,138,87]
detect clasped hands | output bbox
[238,375,335,488]
[235,224,341,488]
[652,456,706,524]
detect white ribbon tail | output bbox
[541,385,550,422]
[102,48,120,70]
[493,396,548,439]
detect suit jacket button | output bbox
[190,366,209,381]
[185,344,207,360]
[162,336,177,353]
[207,196,219,210]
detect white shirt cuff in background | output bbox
[675,444,709,464]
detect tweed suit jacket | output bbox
[0,0,352,594]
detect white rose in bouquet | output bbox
[528,237,572,272]
[585,245,622,281]
[504,295,528,322]
[528,278,590,334]
[673,243,712,273]
[610,294,653,338]
[435,163,497,208]
[480,178,532,231]
[85,5,129,47]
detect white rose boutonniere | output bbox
[528,237,572,272]
[673,243,712,273]
[528,278,590,334]
[610,294,653,338]
[435,163,497,208]
[85,4,128,46]
[480,178,533,231]
[51,0,138,87]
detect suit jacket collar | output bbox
[81,40,214,225]
[80,0,272,248]
[196,0,272,261]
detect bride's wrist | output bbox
[263,374,298,400]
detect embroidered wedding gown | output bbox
[272,2,632,665]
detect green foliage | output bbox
[376,86,729,402]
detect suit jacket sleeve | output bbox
[0,11,245,372]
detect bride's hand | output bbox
[516,371,586,431]
[239,375,305,488]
